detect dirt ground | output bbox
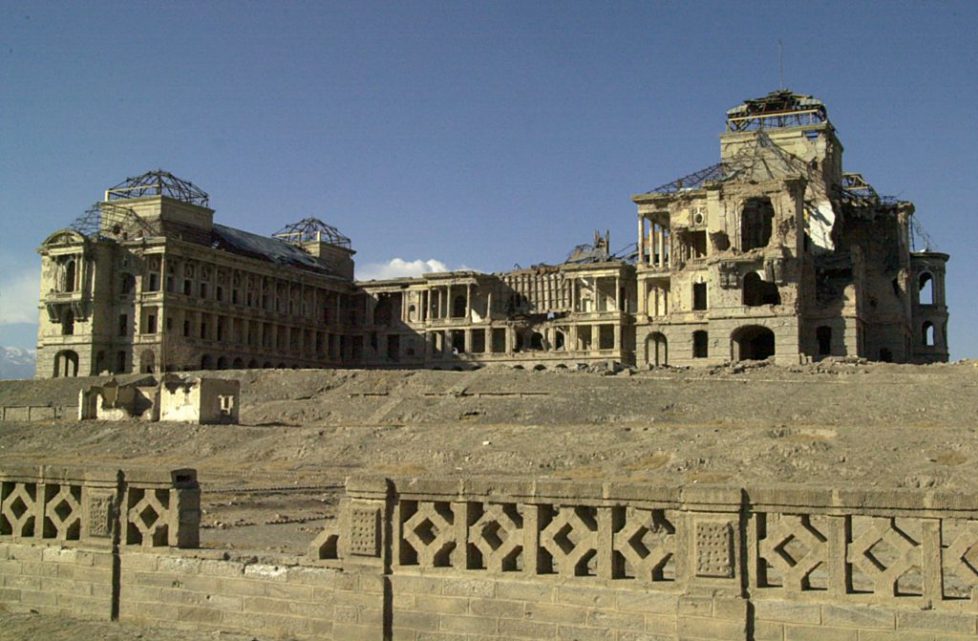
[2,360,978,637]
[3,360,978,555]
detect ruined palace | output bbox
[34,90,948,378]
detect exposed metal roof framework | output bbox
[726,90,828,132]
[69,203,158,240]
[105,169,210,207]
[273,217,352,249]
[647,163,727,195]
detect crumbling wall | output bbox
[159,376,239,424]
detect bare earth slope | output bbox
[2,361,978,638]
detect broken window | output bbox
[555,330,566,351]
[451,330,465,353]
[386,335,400,361]
[491,328,506,353]
[121,273,135,294]
[452,294,467,318]
[62,310,74,336]
[693,282,707,311]
[741,197,774,251]
[923,322,935,347]
[146,314,157,335]
[599,324,614,350]
[471,330,486,353]
[374,294,393,326]
[63,260,76,293]
[742,272,781,306]
[918,273,934,305]
[579,326,593,350]
[816,326,832,356]
[879,348,893,362]
[684,230,707,259]
[116,351,126,373]
[530,332,545,351]
[118,314,128,337]
[147,272,160,292]
[733,325,775,361]
[692,330,708,358]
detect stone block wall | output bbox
[0,542,114,618]
[8,465,978,640]
[119,550,339,639]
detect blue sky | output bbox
[2,1,977,358]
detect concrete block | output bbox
[0,587,21,603]
[677,595,713,617]
[896,610,977,634]
[784,624,855,641]
[41,547,77,563]
[285,565,333,585]
[754,599,821,624]
[415,594,468,615]
[523,602,589,625]
[556,624,615,640]
[440,577,496,598]
[242,595,292,614]
[243,563,288,581]
[392,609,441,632]
[713,596,748,620]
[215,577,270,597]
[819,604,893,629]
[644,613,678,635]
[199,558,245,577]
[752,619,784,641]
[263,580,314,601]
[498,617,557,639]
[556,585,617,608]
[677,615,746,640]
[394,574,445,595]
[439,614,494,634]
[586,609,645,631]
[495,579,554,602]
[617,591,679,614]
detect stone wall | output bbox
[7,466,978,640]
[119,550,338,639]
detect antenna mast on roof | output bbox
[778,40,785,90]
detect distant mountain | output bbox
[0,346,36,380]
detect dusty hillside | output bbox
[2,360,978,554]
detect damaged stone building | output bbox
[34,90,948,377]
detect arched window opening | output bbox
[53,350,79,378]
[216,356,227,370]
[200,354,213,370]
[140,350,155,374]
[61,310,75,336]
[816,326,832,356]
[743,272,781,306]
[647,333,668,366]
[232,357,244,369]
[63,260,76,293]
[452,295,467,319]
[692,330,709,359]
[922,322,935,347]
[554,331,566,351]
[530,332,545,351]
[741,197,774,251]
[733,325,776,361]
[918,273,934,305]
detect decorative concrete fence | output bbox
[7,468,978,640]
